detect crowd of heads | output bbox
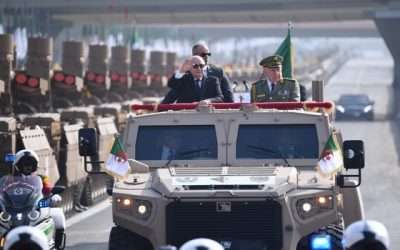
[153,220,389,250]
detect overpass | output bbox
[0,0,399,24]
[1,0,400,111]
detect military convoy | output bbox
[0,31,365,250]
[0,33,176,215]
[78,82,365,250]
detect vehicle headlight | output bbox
[27,210,41,221]
[302,202,312,213]
[296,195,334,219]
[0,212,11,223]
[115,197,152,220]
[336,105,345,113]
[363,105,372,113]
[134,200,152,220]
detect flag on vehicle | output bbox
[275,24,294,78]
[317,134,343,176]
[106,137,129,178]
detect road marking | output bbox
[66,199,112,228]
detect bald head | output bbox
[190,56,205,79]
[191,55,205,65]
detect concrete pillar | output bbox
[374,10,400,114]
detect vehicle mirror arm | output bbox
[83,156,107,174]
[336,168,362,188]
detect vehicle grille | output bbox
[182,185,263,190]
[166,200,282,249]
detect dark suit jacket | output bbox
[162,73,224,104]
[207,64,234,103]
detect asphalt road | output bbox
[66,200,112,250]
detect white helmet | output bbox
[342,220,389,250]
[180,238,224,250]
[4,226,48,250]
[13,149,39,175]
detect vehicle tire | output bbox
[109,226,153,250]
[296,224,343,250]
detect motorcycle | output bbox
[0,154,66,249]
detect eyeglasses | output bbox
[200,52,211,57]
[192,64,205,69]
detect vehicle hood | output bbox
[151,166,299,198]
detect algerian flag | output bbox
[106,137,129,178]
[275,24,294,79]
[317,134,343,176]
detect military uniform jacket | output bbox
[251,78,300,102]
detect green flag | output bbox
[106,137,129,178]
[275,27,293,78]
[317,134,343,176]
[130,27,139,48]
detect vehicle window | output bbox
[236,124,319,159]
[135,125,218,160]
[339,95,369,105]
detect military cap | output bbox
[259,55,283,68]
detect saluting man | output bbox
[251,55,300,102]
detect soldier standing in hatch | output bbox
[251,55,300,102]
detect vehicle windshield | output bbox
[0,175,43,210]
[338,95,370,105]
[236,124,319,159]
[135,125,218,161]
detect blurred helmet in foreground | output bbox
[180,238,224,250]
[342,220,389,250]
[4,226,48,250]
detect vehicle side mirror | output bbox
[51,186,66,195]
[79,128,98,156]
[343,140,364,169]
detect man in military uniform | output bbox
[251,55,300,102]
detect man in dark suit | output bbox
[161,56,224,104]
[192,42,234,103]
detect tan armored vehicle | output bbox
[79,99,365,250]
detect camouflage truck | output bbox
[79,96,365,250]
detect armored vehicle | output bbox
[79,100,365,250]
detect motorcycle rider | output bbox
[0,149,66,249]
